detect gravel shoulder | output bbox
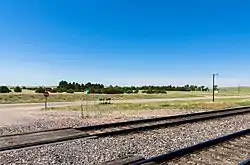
[1,95,250,128]
[0,106,233,135]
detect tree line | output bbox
[0,81,210,94]
[0,86,22,93]
[36,81,210,94]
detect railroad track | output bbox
[1,106,250,152]
[166,134,250,165]
[125,128,250,165]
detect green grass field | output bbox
[0,86,250,104]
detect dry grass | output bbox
[44,98,250,118]
[217,86,250,96]
[0,92,204,104]
[1,86,250,104]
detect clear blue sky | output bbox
[1,0,250,87]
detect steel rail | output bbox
[1,106,250,152]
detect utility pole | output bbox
[212,73,218,102]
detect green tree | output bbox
[26,87,37,91]
[146,89,155,94]
[204,87,209,91]
[133,89,139,93]
[0,86,11,93]
[57,87,64,93]
[14,86,22,93]
[59,80,68,87]
[126,90,133,94]
[35,87,45,93]
[56,81,210,94]
[66,89,74,93]
[74,83,81,92]
[45,87,52,92]
[51,88,58,93]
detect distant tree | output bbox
[102,87,124,94]
[35,87,45,93]
[45,87,52,92]
[66,89,74,93]
[80,83,85,91]
[204,87,210,91]
[85,82,92,89]
[90,88,103,94]
[145,89,155,94]
[26,87,37,91]
[126,90,133,94]
[56,81,210,94]
[51,88,58,93]
[133,89,139,94]
[14,86,22,93]
[155,89,167,94]
[22,86,26,89]
[57,87,64,93]
[0,86,11,93]
[200,86,205,91]
[59,80,68,87]
[68,82,74,90]
[74,83,81,92]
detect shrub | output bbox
[155,89,167,94]
[133,89,139,93]
[51,88,58,93]
[35,87,46,93]
[66,89,74,93]
[102,87,124,94]
[14,86,22,93]
[57,87,65,93]
[0,86,11,93]
[125,90,133,94]
[90,88,102,94]
[26,87,37,91]
[146,89,155,94]
[45,87,52,92]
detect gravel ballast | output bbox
[0,112,145,136]
[1,114,250,165]
[0,107,235,136]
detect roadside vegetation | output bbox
[0,86,11,93]
[45,98,250,116]
[1,81,210,94]
[54,80,210,94]
[0,92,205,104]
[13,86,22,93]
[0,81,249,104]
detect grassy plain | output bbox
[45,98,250,118]
[217,86,250,96]
[1,86,250,104]
[0,91,205,104]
